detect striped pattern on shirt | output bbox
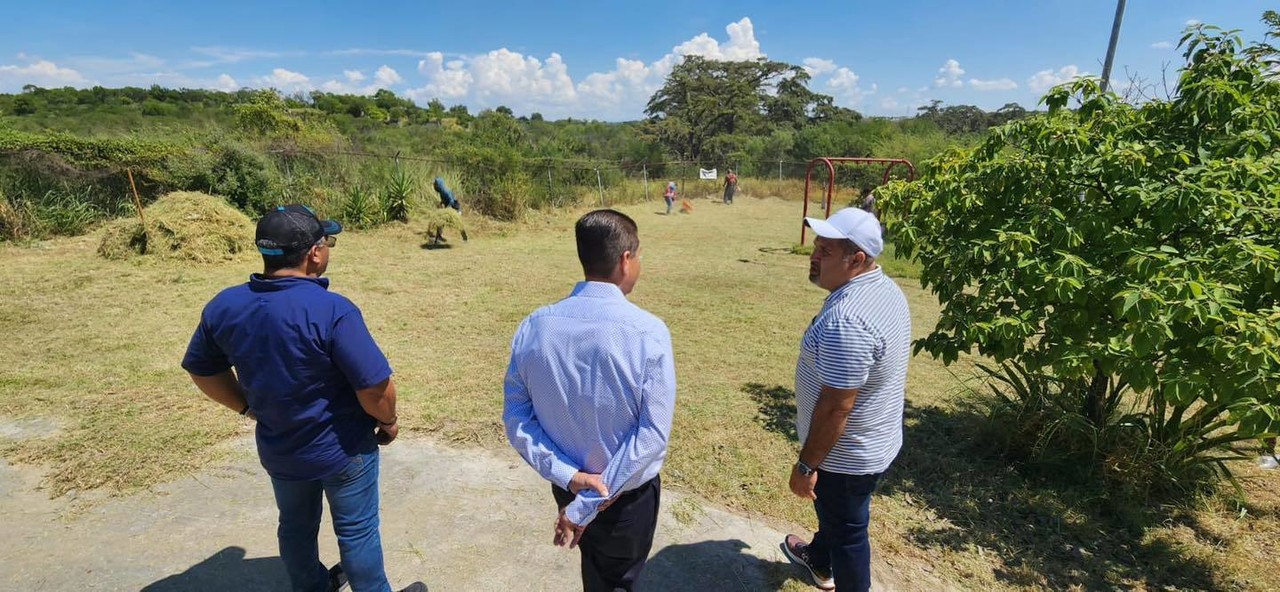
[795,267,912,475]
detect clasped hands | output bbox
[553,471,616,549]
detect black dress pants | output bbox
[552,475,661,592]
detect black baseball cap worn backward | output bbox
[255,204,343,256]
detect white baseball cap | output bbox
[804,207,883,258]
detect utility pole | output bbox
[1099,0,1128,93]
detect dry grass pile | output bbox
[97,191,253,263]
[421,207,469,239]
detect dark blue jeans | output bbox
[808,470,882,592]
[270,445,391,592]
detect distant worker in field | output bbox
[182,204,426,592]
[781,207,911,592]
[663,180,677,214]
[504,209,676,592]
[723,169,738,204]
[432,176,469,243]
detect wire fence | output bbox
[267,146,908,209]
[1,143,914,240]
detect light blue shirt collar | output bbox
[570,280,626,300]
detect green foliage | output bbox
[643,56,835,163]
[0,128,182,168]
[184,141,282,213]
[340,184,380,228]
[879,23,1280,499]
[0,57,1015,237]
[381,168,415,223]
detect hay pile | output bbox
[98,191,254,263]
[422,207,469,242]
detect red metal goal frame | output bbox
[800,157,915,245]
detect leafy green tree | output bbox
[446,104,473,125]
[12,95,37,115]
[425,99,447,122]
[643,56,831,163]
[879,23,1280,495]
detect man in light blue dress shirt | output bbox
[504,209,677,592]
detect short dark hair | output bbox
[575,209,639,278]
[262,238,319,273]
[262,250,307,274]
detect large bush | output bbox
[879,24,1280,498]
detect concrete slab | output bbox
[0,437,909,591]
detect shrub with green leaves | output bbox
[340,184,380,228]
[381,168,415,223]
[879,23,1280,497]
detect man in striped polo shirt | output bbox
[782,207,912,592]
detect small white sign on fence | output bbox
[699,168,718,180]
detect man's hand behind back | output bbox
[568,471,609,497]
[376,422,399,445]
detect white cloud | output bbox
[410,17,766,118]
[0,59,88,90]
[825,67,875,105]
[373,65,402,87]
[1151,41,1173,49]
[320,65,404,95]
[412,52,474,100]
[935,59,965,88]
[65,52,165,76]
[213,74,238,91]
[187,46,291,69]
[1027,64,1084,93]
[880,96,900,110]
[802,57,836,76]
[259,68,311,92]
[1185,19,1201,26]
[969,77,1018,91]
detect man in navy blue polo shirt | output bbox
[182,204,425,592]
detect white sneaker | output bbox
[1257,455,1280,470]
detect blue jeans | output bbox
[270,445,391,592]
[808,470,881,592]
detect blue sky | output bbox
[1,1,1274,120]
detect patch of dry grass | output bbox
[0,195,1276,590]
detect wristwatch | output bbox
[795,460,817,476]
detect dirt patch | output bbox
[0,416,61,440]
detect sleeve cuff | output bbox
[564,498,601,526]
[550,460,578,491]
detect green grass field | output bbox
[1,196,1276,591]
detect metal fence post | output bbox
[642,164,649,201]
[595,168,604,206]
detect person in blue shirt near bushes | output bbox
[182,204,426,592]
[432,176,469,243]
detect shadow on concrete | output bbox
[642,538,792,591]
[142,546,288,592]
